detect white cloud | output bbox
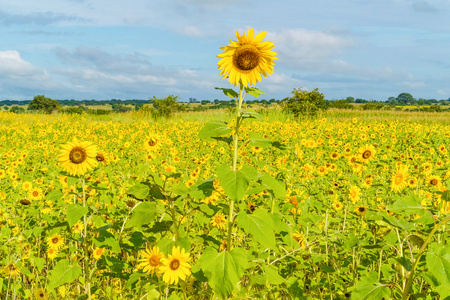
[0,50,42,77]
[267,28,354,70]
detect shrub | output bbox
[281,88,327,118]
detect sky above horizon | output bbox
[1,0,449,102]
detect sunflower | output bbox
[47,248,59,260]
[210,212,227,230]
[217,28,277,87]
[355,205,368,216]
[22,181,33,191]
[34,288,48,300]
[332,201,344,211]
[390,165,409,193]
[292,231,306,249]
[159,246,191,285]
[144,134,161,152]
[348,185,361,204]
[28,187,44,201]
[47,233,64,250]
[92,247,105,260]
[58,138,98,176]
[95,152,108,165]
[137,246,164,276]
[2,263,20,277]
[426,175,442,188]
[358,144,376,163]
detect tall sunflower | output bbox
[217,28,277,87]
[159,246,191,285]
[358,144,376,163]
[58,138,98,176]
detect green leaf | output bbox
[244,87,265,98]
[127,183,150,200]
[237,209,277,251]
[215,87,239,99]
[436,190,450,202]
[45,189,63,201]
[435,285,450,299]
[66,204,89,228]
[217,165,256,202]
[48,259,82,290]
[285,277,306,300]
[262,265,284,284]
[198,121,232,139]
[351,271,391,300]
[389,194,424,215]
[426,249,450,286]
[199,247,247,299]
[261,173,286,199]
[241,110,263,120]
[126,202,157,228]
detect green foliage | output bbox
[281,88,327,118]
[361,101,385,110]
[28,95,61,114]
[48,259,82,289]
[150,95,185,119]
[199,247,248,298]
[328,99,354,109]
[10,106,25,114]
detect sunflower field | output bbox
[0,109,449,300]
[1,27,450,300]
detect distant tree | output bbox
[201,100,210,105]
[28,95,61,114]
[346,96,355,103]
[281,88,327,118]
[355,98,368,103]
[328,99,354,109]
[3,106,9,111]
[361,101,384,110]
[10,106,25,114]
[396,93,415,105]
[150,95,185,119]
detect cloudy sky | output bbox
[0,0,449,102]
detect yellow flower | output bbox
[355,205,368,216]
[28,187,44,201]
[348,185,361,204]
[332,201,344,211]
[390,165,409,193]
[58,138,98,176]
[34,288,48,300]
[210,212,227,230]
[137,246,164,276]
[22,181,33,191]
[144,134,161,152]
[217,28,277,87]
[291,231,306,249]
[358,144,376,163]
[2,263,20,277]
[159,246,191,285]
[92,247,105,260]
[426,175,442,188]
[47,233,64,250]
[47,248,59,260]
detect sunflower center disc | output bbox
[149,257,159,267]
[362,150,371,159]
[170,259,180,270]
[430,179,437,185]
[69,147,87,164]
[233,45,261,71]
[96,154,105,162]
[148,138,157,147]
[52,237,59,244]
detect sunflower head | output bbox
[58,138,98,176]
[217,28,277,87]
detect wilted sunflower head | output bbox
[217,28,277,87]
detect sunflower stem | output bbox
[227,83,244,252]
[402,214,450,299]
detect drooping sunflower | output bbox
[217,28,277,87]
[58,138,98,176]
[159,246,191,285]
[2,263,20,277]
[137,246,165,276]
[47,233,64,250]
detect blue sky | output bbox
[1,0,449,102]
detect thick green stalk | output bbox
[227,83,244,251]
[402,214,450,299]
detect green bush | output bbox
[281,88,327,118]
[149,95,185,119]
